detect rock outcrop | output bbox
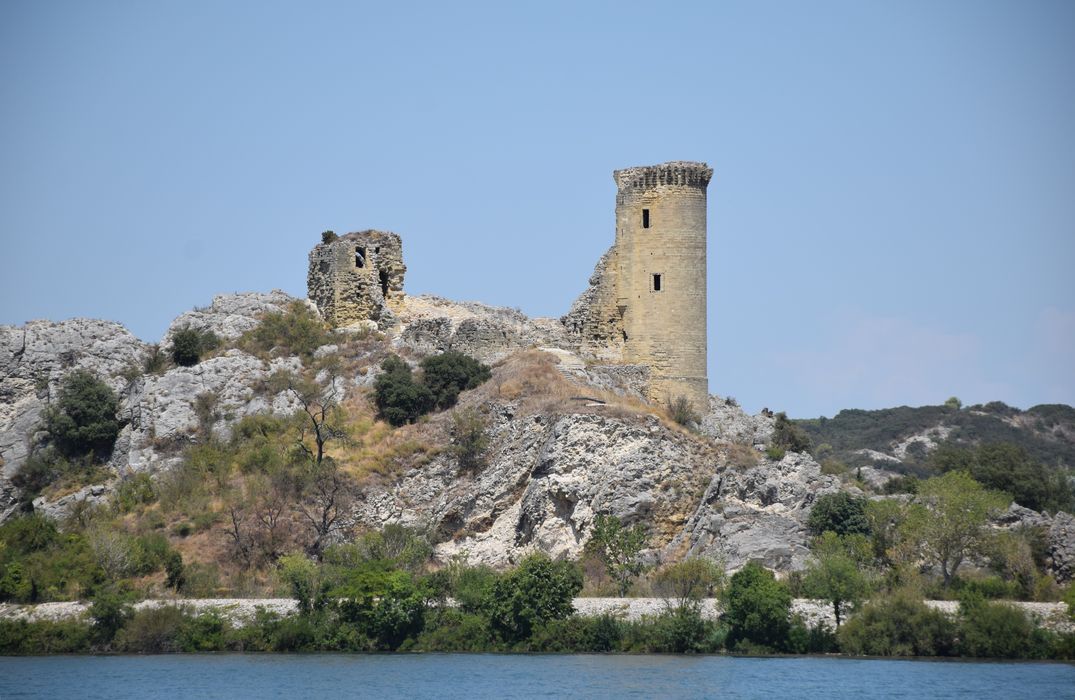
[163,290,298,346]
[394,295,573,364]
[353,372,834,571]
[0,293,308,519]
[0,318,149,517]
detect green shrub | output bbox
[321,230,338,244]
[164,551,185,591]
[931,442,1073,513]
[837,592,957,656]
[170,326,220,367]
[450,408,490,472]
[115,605,187,652]
[772,412,811,453]
[807,492,871,537]
[0,618,93,654]
[882,474,919,495]
[419,351,491,410]
[415,610,497,652]
[374,356,434,426]
[957,595,1050,658]
[487,554,582,643]
[43,370,121,459]
[113,473,156,512]
[786,616,838,653]
[765,446,786,461]
[527,614,624,652]
[240,301,332,359]
[722,561,792,651]
[90,587,134,644]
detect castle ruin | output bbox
[562,161,712,411]
[307,230,406,329]
[307,161,712,410]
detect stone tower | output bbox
[307,230,406,329]
[563,161,712,411]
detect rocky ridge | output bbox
[2,290,1073,578]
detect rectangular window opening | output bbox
[642,209,650,228]
[355,247,366,268]
[653,273,662,291]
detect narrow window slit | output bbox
[642,209,650,228]
[355,247,366,268]
[653,273,662,291]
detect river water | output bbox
[1,654,1072,699]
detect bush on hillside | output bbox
[374,356,434,426]
[420,351,491,410]
[772,412,811,453]
[240,301,333,359]
[807,492,871,538]
[170,326,220,367]
[42,370,121,460]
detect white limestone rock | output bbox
[162,290,299,346]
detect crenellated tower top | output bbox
[613,161,713,192]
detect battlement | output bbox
[613,161,712,192]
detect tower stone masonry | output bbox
[562,161,712,411]
[307,230,406,330]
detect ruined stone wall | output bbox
[563,162,712,410]
[307,231,406,329]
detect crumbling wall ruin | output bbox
[307,230,406,329]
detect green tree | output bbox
[585,514,648,597]
[802,532,873,628]
[807,492,871,538]
[723,561,792,651]
[488,554,582,643]
[419,351,491,410]
[944,396,962,410]
[903,471,1010,587]
[43,370,121,459]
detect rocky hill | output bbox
[1,290,1073,587]
[796,403,1075,479]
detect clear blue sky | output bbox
[2,0,1072,418]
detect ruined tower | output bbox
[563,161,712,411]
[307,230,406,329]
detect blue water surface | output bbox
[0,654,1072,699]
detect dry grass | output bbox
[717,442,760,471]
[480,350,692,435]
[329,395,436,485]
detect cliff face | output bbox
[1,290,1072,578]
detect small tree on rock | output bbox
[585,514,648,597]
